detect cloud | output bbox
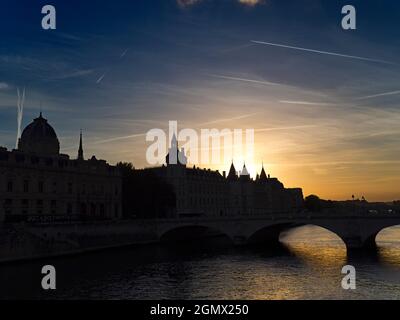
[238,0,264,6]
[177,0,265,7]
[0,82,9,90]
[177,0,201,7]
[51,69,94,80]
[355,90,400,100]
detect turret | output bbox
[240,163,250,181]
[77,130,84,161]
[227,161,237,180]
[166,133,187,166]
[259,163,267,181]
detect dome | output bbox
[18,113,60,155]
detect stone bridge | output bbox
[151,211,400,251]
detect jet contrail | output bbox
[210,74,282,86]
[94,133,146,144]
[255,124,320,132]
[120,48,129,58]
[279,100,334,106]
[16,87,25,149]
[200,112,260,125]
[95,48,129,84]
[251,40,398,65]
[355,90,400,100]
[96,73,106,84]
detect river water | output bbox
[1,225,400,300]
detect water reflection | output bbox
[376,226,400,268]
[0,225,400,299]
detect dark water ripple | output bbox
[1,225,400,300]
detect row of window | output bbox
[4,180,119,195]
[3,201,119,217]
[3,199,56,207]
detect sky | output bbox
[1,0,400,201]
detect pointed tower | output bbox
[240,163,250,178]
[227,161,237,180]
[166,133,187,166]
[259,163,267,181]
[171,133,177,150]
[77,130,84,161]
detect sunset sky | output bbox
[1,0,400,201]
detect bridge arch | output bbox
[375,224,400,246]
[246,222,346,247]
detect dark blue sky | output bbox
[1,0,400,199]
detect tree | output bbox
[116,162,176,219]
[304,194,322,212]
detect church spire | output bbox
[227,161,237,180]
[260,162,267,180]
[241,163,249,176]
[78,130,84,160]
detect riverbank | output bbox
[0,221,159,264]
[0,220,223,264]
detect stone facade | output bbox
[0,114,121,222]
[145,138,304,218]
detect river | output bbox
[1,225,400,299]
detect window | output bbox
[31,156,39,164]
[80,203,87,215]
[90,203,96,216]
[22,199,29,206]
[38,181,44,193]
[36,200,43,207]
[68,182,73,194]
[7,181,13,192]
[114,204,119,218]
[51,200,56,207]
[67,203,72,215]
[15,155,25,163]
[23,180,29,193]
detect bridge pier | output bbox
[342,235,377,252]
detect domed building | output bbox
[0,113,121,222]
[18,113,60,155]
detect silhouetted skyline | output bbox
[1,0,400,201]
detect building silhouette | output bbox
[0,113,121,222]
[136,136,304,218]
[1,115,303,222]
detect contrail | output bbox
[355,90,400,100]
[251,40,398,65]
[16,87,25,148]
[210,74,281,86]
[120,48,129,58]
[96,73,106,84]
[200,112,259,125]
[279,100,334,106]
[94,133,146,144]
[255,124,319,132]
[95,48,129,84]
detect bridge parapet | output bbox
[149,214,400,252]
